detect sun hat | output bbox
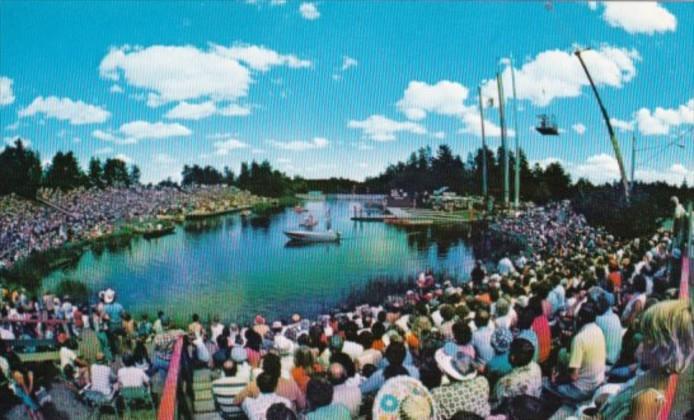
[491,327,513,353]
[434,343,476,381]
[231,346,248,363]
[271,320,283,330]
[373,375,436,420]
[103,288,116,304]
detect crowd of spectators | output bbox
[0,185,254,269]
[1,201,691,419]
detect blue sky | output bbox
[0,1,692,185]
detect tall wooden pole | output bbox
[477,86,489,198]
[510,55,521,208]
[496,72,509,207]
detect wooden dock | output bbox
[350,214,396,221]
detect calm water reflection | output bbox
[44,200,476,323]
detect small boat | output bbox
[143,223,175,239]
[299,219,319,228]
[294,206,307,213]
[284,230,340,243]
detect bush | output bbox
[53,279,89,304]
[572,187,660,239]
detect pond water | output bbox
[43,200,477,324]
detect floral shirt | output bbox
[493,361,542,403]
[432,375,490,419]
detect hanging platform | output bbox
[536,114,559,136]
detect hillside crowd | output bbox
[0,185,248,270]
[0,202,691,420]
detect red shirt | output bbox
[532,315,551,363]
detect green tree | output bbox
[88,157,104,189]
[103,158,130,187]
[43,151,85,191]
[0,139,42,197]
[128,164,141,185]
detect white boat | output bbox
[284,230,340,242]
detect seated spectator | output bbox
[236,352,305,410]
[472,309,495,364]
[360,340,419,394]
[212,359,247,418]
[452,320,475,359]
[291,346,322,395]
[592,288,623,366]
[59,339,88,386]
[117,353,150,388]
[543,301,606,404]
[432,343,491,419]
[327,362,361,417]
[89,352,115,396]
[242,372,291,420]
[486,328,513,385]
[600,300,693,419]
[266,402,298,420]
[493,338,542,406]
[305,378,350,420]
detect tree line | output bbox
[0,139,141,198]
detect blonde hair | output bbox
[640,299,694,374]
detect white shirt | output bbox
[90,364,114,395]
[332,383,362,417]
[59,347,77,370]
[117,367,150,388]
[342,340,364,361]
[211,323,224,343]
[242,393,291,420]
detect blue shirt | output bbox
[518,329,539,363]
[487,352,512,378]
[360,365,420,394]
[596,310,622,365]
[104,302,124,326]
[307,403,351,420]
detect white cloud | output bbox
[341,56,358,71]
[601,2,677,35]
[276,157,291,164]
[100,44,309,107]
[587,1,597,11]
[299,2,320,20]
[572,123,586,135]
[5,120,19,131]
[18,96,110,125]
[611,118,635,132]
[457,109,513,138]
[213,44,311,72]
[270,0,287,5]
[165,101,217,120]
[268,137,329,151]
[636,164,692,185]
[481,46,640,107]
[110,84,124,94]
[218,103,251,117]
[214,138,249,155]
[0,76,15,106]
[432,131,446,139]
[93,121,191,145]
[114,153,133,164]
[72,137,81,143]
[635,99,693,136]
[348,115,427,142]
[397,80,469,120]
[252,148,266,154]
[569,153,691,185]
[100,45,250,106]
[120,121,191,140]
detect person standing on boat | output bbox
[325,207,332,231]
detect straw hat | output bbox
[373,376,435,420]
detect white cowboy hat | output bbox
[103,288,116,304]
[434,344,477,382]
